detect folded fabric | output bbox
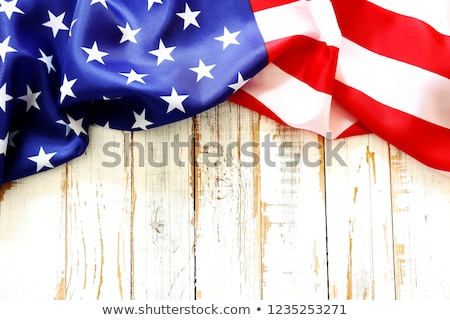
[0,0,449,186]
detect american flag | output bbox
[0,0,449,186]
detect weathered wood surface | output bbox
[1,102,450,300]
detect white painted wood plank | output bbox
[131,120,195,299]
[326,134,395,299]
[194,102,262,299]
[258,120,328,299]
[3,113,450,301]
[65,126,132,300]
[390,146,450,299]
[0,167,66,299]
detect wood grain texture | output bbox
[259,118,328,299]
[326,134,395,299]
[0,167,66,299]
[132,121,195,299]
[194,102,262,299]
[65,126,132,300]
[1,102,450,300]
[390,146,450,299]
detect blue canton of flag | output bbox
[0,0,267,184]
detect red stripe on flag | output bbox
[249,0,299,12]
[331,0,450,78]
[337,121,370,138]
[334,81,450,171]
[266,36,338,94]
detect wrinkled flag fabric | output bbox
[0,0,449,186]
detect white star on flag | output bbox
[189,59,215,82]
[228,73,249,92]
[0,0,24,20]
[0,36,17,63]
[132,110,153,130]
[38,49,56,73]
[42,11,69,38]
[0,132,8,156]
[176,3,200,30]
[214,27,241,50]
[18,85,41,112]
[118,22,141,44]
[0,83,13,113]
[160,87,189,113]
[81,41,109,64]
[60,74,77,103]
[149,40,175,66]
[27,146,57,172]
[90,0,108,9]
[147,0,163,11]
[120,69,148,84]
[66,115,87,136]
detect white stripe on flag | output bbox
[336,37,450,130]
[329,99,359,136]
[242,63,357,136]
[307,0,341,47]
[253,2,321,43]
[368,0,450,36]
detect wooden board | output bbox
[1,101,450,299]
[132,120,195,300]
[194,102,262,299]
[259,117,328,299]
[325,134,395,299]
